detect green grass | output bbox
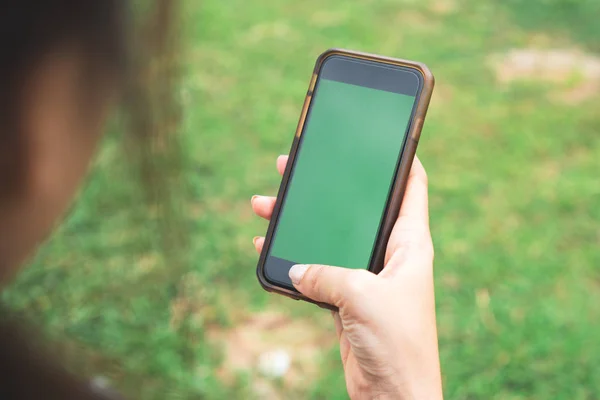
[3,0,600,398]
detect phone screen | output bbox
[263,55,423,288]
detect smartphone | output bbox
[256,49,434,309]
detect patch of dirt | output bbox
[559,82,600,104]
[429,0,457,15]
[207,311,336,399]
[489,48,600,103]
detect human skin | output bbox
[0,49,115,283]
[252,155,443,400]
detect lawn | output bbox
[4,0,600,399]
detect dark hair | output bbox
[0,1,183,398]
[0,0,126,200]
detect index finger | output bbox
[277,155,288,176]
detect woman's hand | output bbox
[252,155,442,400]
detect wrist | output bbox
[370,386,443,400]
[364,372,443,400]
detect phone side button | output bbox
[411,118,424,141]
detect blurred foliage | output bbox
[503,0,600,51]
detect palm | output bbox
[341,337,370,398]
[333,312,374,398]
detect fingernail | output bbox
[289,264,309,285]
[253,236,260,246]
[251,195,259,204]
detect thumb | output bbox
[289,264,375,308]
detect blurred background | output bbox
[3,0,599,398]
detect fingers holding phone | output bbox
[251,155,288,252]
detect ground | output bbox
[3,0,600,399]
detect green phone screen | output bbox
[263,57,420,286]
